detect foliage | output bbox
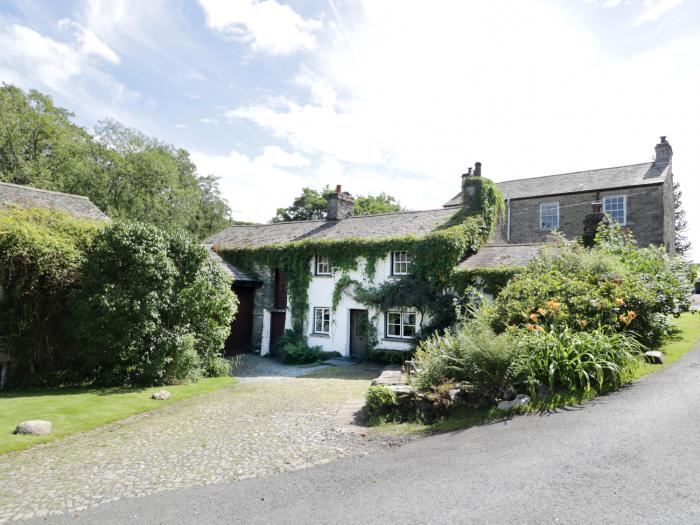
[275,329,323,364]
[272,186,403,223]
[490,224,691,344]
[514,325,643,394]
[0,84,232,239]
[221,177,504,335]
[412,316,520,395]
[368,348,414,364]
[364,385,399,424]
[71,222,237,386]
[674,182,691,256]
[0,208,104,384]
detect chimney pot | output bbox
[327,187,354,220]
[335,184,342,194]
[474,162,481,177]
[654,136,673,167]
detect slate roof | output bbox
[458,243,549,269]
[205,208,459,248]
[205,246,259,283]
[444,162,670,207]
[0,182,109,221]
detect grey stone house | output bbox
[449,136,676,257]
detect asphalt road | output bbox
[39,344,700,525]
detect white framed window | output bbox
[603,195,626,225]
[539,202,559,230]
[392,251,411,275]
[386,310,417,339]
[314,307,331,334]
[315,255,331,275]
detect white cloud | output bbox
[200,117,219,124]
[635,0,683,25]
[587,0,624,7]
[222,0,700,256]
[58,18,120,64]
[198,0,322,55]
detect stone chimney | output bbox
[654,136,673,167]
[474,162,481,177]
[326,185,355,220]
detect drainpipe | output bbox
[506,198,511,242]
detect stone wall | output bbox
[497,183,669,248]
[250,265,275,352]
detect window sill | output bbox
[382,337,415,343]
[314,273,332,277]
[310,333,330,338]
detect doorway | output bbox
[350,309,370,357]
[224,285,255,355]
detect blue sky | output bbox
[1,0,699,256]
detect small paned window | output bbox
[386,310,417,339]
[392,251,411,275]
[539,202,559,230]
[316,255,331,275]
[314,307,331,334]
[603,195,626,225]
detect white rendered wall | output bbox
[304,254,424,356]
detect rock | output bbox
[387,384,413,396]
[644,351,664,365]
[497,394,531,411]
[151,390,171,400]
[447,389,461,401]
[371,370,404,386]
[14,420,52,436]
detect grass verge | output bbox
[381,311,700,435]
[0,376,234,455]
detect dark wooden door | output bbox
[350,309,369,357]
[225,286,255,355]
[270,312,286,357]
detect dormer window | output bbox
[391,251,411,275]
[603,195,626,225]
[315,255,331,275]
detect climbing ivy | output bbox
[450,266,524,297]
[216,177,503,334]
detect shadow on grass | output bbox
[299,364,381,381]
[0,385,150,399]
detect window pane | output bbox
[604,196,625,225]
[387,312,401,336]
[316,255,330,274]
[315,308,330,333]
[540,202,558,230]
[402,313,416,337]
[393,251,410,274]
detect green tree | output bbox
[272,187,403,222]
[674,182,691,256]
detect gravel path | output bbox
[0,360,393,523]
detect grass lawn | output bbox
[382,311,700,435]
[0,376,234,455]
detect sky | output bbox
[1,0,699,256]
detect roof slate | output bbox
[0,182,109,221]
[205,246,259,283]
[444,162,670,207]
[458,243,548,269]
[205,208,458,248]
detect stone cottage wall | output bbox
[250,265,275,352]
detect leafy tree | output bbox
[674,182,691,257]
[0,84,232,239]
[71,222,237,386]
[272,187,403,222]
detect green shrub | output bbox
[514,325,644,394]
[367,348,413,365]
[275,329,323,364]
[412,315,520,396]
[71,222,237,385]
[0,208,103,385]
[364,385,399,424]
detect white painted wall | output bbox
[302,254,426,356]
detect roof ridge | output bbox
[0,181,92,201]
[495,161,653,186]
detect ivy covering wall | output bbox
[216,177,504,334]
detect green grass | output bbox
[0,377,234,455]
[381,312,700,435]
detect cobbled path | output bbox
[0,358,396,523]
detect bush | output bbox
[275,329,323,364]
[71,222,237,385]
[0,208,103,385]
[515,325,643,394]
[364,385,399,424]
[412,315,520,396]
[367,348,413,364]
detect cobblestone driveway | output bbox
[0,358,395,523]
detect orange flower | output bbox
[615,298,625,306]
[545,300,561,311]
[576,319,588,328]
[537,308,546,315]
[529,313,539,321]
[533,325,544,332]
[627,311,637,320]
[526,323,536,331]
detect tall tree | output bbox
[272,187,403,222]
[0,84,231,239]
[674,182,691,256]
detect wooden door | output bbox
[270,312,286,357]
[350,309,369,357]
[225,285,255,355]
